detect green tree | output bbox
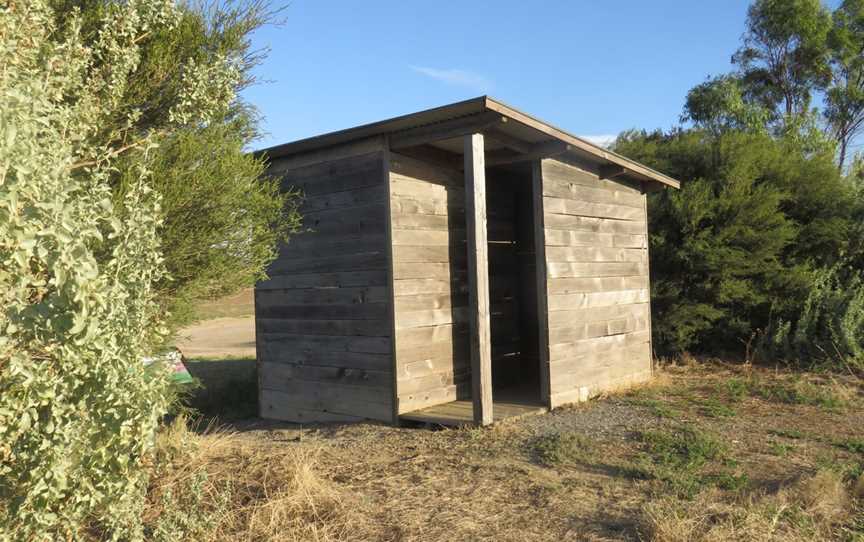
[55,0,301,331]
[129,115,301,326]
[615,128,858,356]
[683,75,771,136]
[825,0,864,169]
[733,0,832,121]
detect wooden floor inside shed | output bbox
[399,386,546,427]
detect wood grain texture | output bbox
[389,151,471,412]
[464,133,493,426]
[256,143,393,423]
[540,158,652,408]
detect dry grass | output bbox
[142,418,377,542]
[641,470,856,541]
[140,363,863,541]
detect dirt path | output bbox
[175,316,256,358]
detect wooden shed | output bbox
[254,96,680,426]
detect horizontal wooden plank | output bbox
[301,185,387,213]
[547,302,650,328]
[281,165,384,199]
[396,336,469,365]
[260,350,391,372]
[391,197,464,217]
[544,196,644,221]
[256,287,388,307]
[541,158,642,195]
[545,246,646,263]
[391,175,464,202]
[395,323,468,346]
[260,381,392,421]
[279,233,388,258]
[257,270,387,290]
[549,369,652,408]
[543,229,647,249]
[260,333,391,355]
[548,315,649,345]
[390,152,462,187]
[394,278,469,296]
[549,342,651,394]
[546,276,648,295]
[395,307,469,329]
[544,214,646,234]
[392,229,462,246]
[397,384,463,414]
[261,361,390,389]
[270,140,384,174]
[257,318,389,337]
[397,369,470,396]
[398,353,469,381]
[260,390,371,423]
[257,302,388,321]
[546,261,649,279]
[394,262,466,280]
[269,251,387,275]
[542,175,645,208]
[391,212,456,231]
[547,289,649,311]
[395,293,467,312]
[548,330,650,361]
[393,245,467,264]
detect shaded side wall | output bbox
[256,139,393,422]
[389,153,470,413]
[539,159,652,408]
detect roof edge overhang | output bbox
[255,96,680,189]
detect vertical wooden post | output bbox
[464,133,493,426]
[532,160,551,408]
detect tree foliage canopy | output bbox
[617,1,864,365]
[56,0,301,332]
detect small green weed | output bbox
[768,441,794,457]
[632,426,745,497]
[627,397,682,419]
[532,432,595,466]
[768,428,805,440]
[697,398,737,418]
[639,427,726,471]
[717,378,750,402]
[835,438,864,454]
[753,379,846,411]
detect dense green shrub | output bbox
[615,128,863,359]
[60,0,302,332]
[761,263,864,368]
[0,0,240,538]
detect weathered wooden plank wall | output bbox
[256,138,393,422]
[389,153,471,413]
[538,159,652,408]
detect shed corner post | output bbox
[531,159,552,409]
[464,133,493,426]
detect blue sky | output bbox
[242,1,753,151]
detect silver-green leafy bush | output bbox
[762,263,864,369]
[0,0,240,539]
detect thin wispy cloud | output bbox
[578,134,617,148]
[410,66,492,92]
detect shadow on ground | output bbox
[184,358,258,421]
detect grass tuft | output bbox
[639,469,855,542]
[532,432,595,466]
[143,418,374,542]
